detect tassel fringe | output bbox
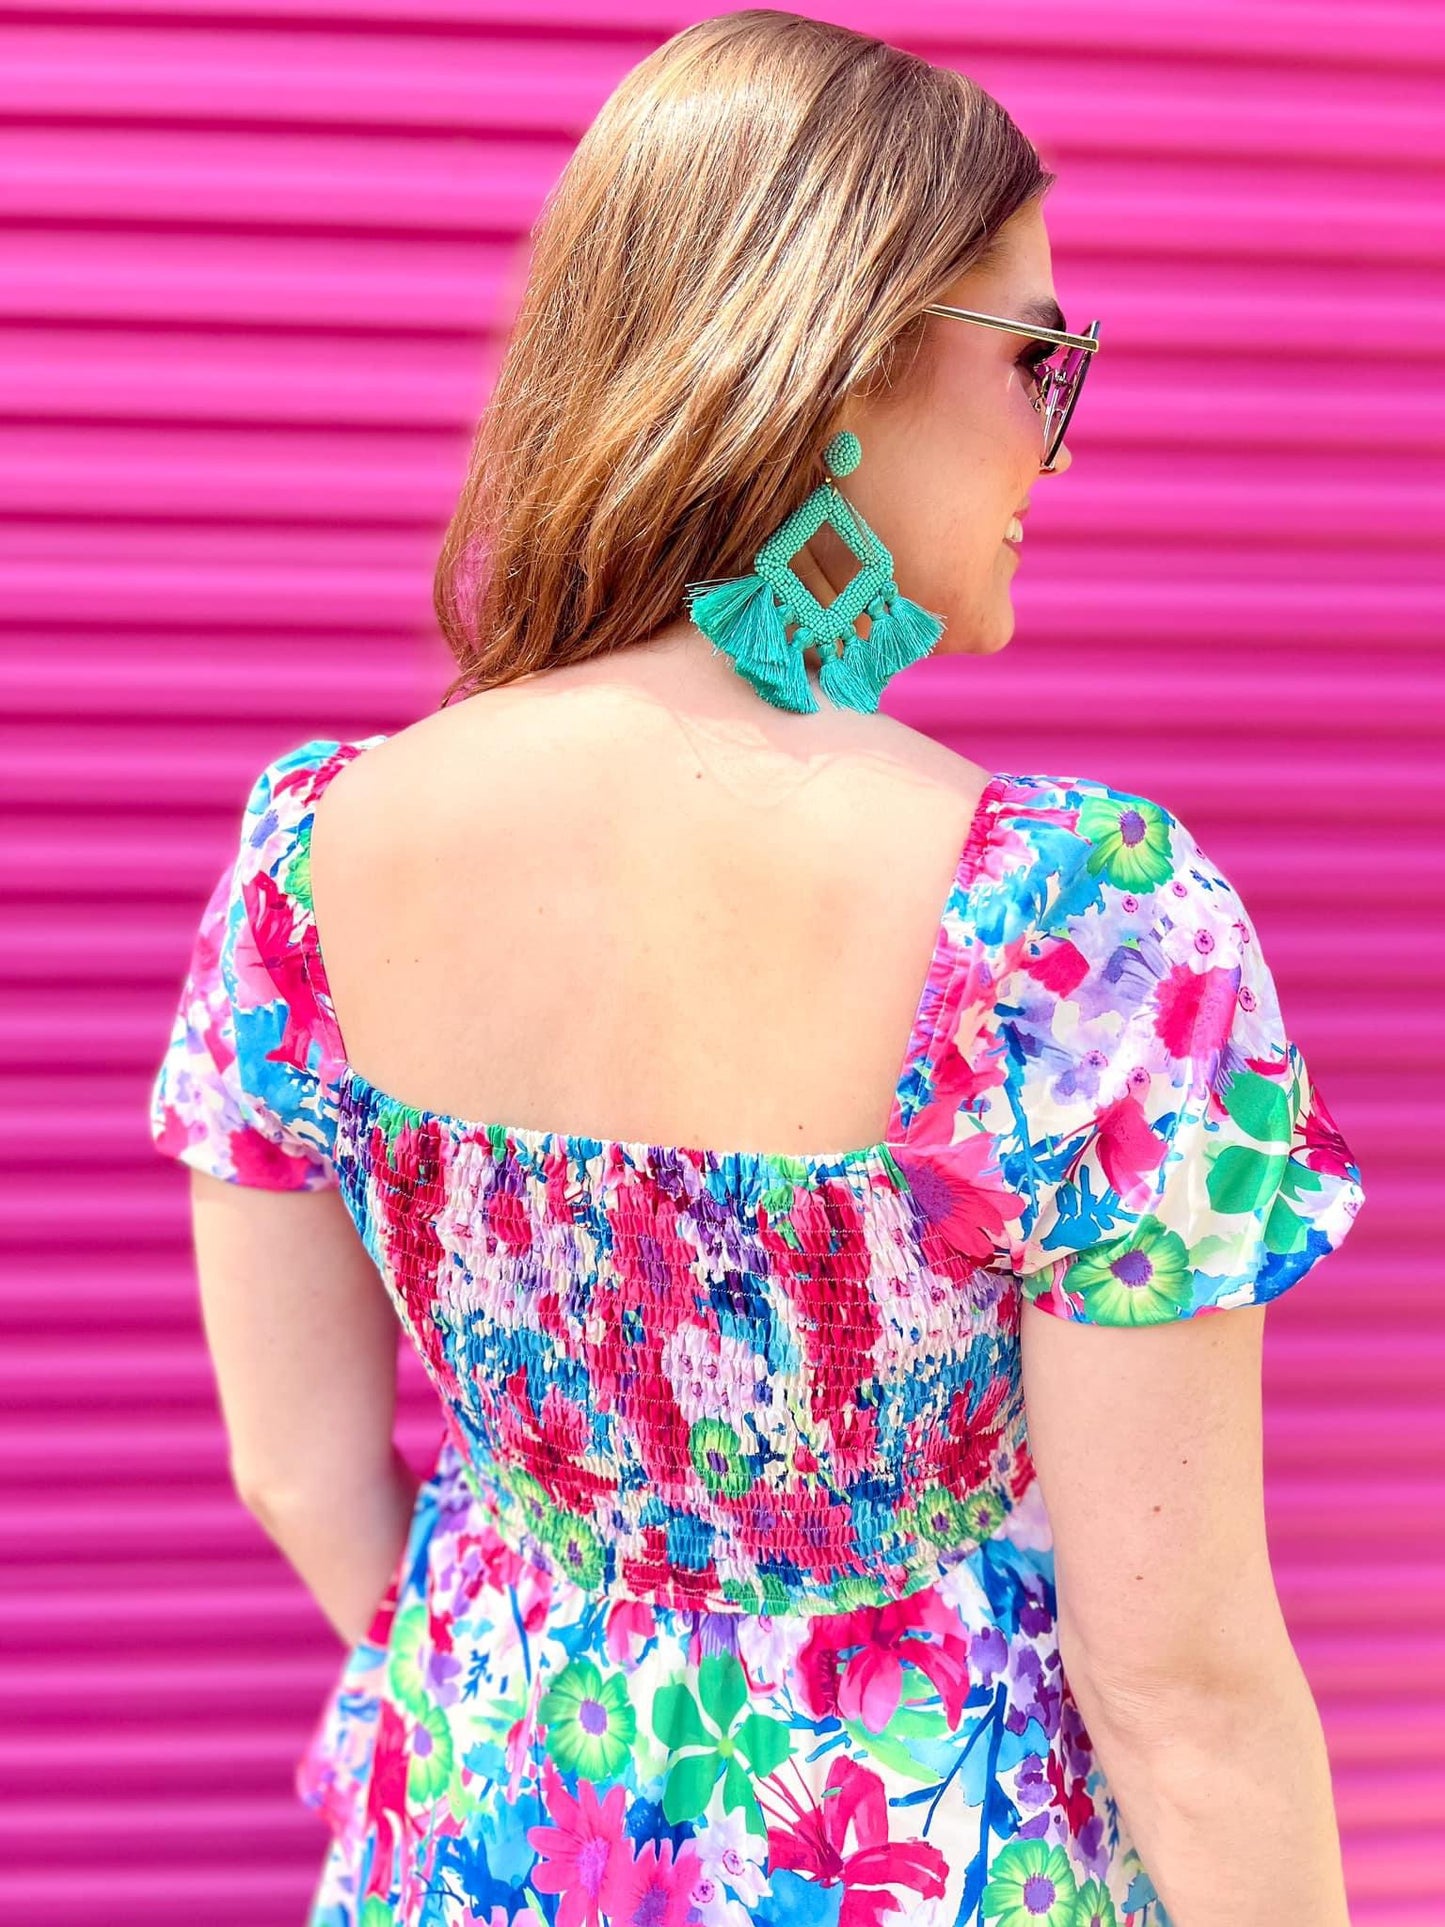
[683,574,945,717]
[685,573,818,713]
[818,634,879,712]
[866,590,946,678]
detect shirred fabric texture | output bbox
[149,738,1366,1927]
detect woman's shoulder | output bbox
[223,734,393,987]
[862,724,1199,883]
[949,767,1254,967]
[242,732,392,815]
[267,733,378,776]
[991,769,1227,895]
[235,731,393,865]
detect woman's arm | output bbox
[189,1169,420,1647]
[1021,1297,1352,1927]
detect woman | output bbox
[149,12,1365,1925]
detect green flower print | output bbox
[688,1419,754,1498]
[910,1484,970,1547]
[827,1572,895,1609]
[537,1505,606,1588]
[1062,1216,1193,1325]
[500,1467,553,1538]
[406,1702,454,1806]
[960,1490,1008,1538]
[498,1467,613,1584]
[1074,1879,1120,1927]
[539,1656,636,1780]
[981,1836,1078,1925]
[652,1651,791,1831]
[282,841,313,913]
[385,1602,432,1716]
[721,1570,805,1615]
[757,1157,812,1238]
[1078,792,1174,892]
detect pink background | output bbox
[3,4,1441,1922]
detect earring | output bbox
[683,430,946,715]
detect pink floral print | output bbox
[149,736,1366,1927]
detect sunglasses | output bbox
[921,304,1101,472]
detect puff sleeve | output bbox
[991,782,1366,1323]
[148,738,361,1190]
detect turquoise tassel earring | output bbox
[683,430,945,715]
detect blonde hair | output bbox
[434,8,1054,704]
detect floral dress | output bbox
[149,735,1367,1927]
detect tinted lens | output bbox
[1041,337,1094,465]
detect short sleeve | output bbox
[148,737,374,1190]
[990,781,1367,1324]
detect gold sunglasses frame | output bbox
[921,304,1101,473]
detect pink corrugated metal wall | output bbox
[3,3,1441,1921]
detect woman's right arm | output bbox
[1021,1297,1352,1927]
[189,1167,420,1649]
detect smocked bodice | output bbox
[338,1069,1034,1616]
[147,734,1365,1623]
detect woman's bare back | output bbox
[308,634,995,1158]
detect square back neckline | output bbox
[301,737,1013,1169]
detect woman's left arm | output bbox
[189,1169,420,1647]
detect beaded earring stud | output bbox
[683,429,946,714]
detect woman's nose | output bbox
[1043,439,1073,476]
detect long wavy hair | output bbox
[434,8,1054,704]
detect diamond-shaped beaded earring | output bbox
[683,429,946,714]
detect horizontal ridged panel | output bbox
[7,89,1445,175]
[2,5,1439,1922]
[12,0,1443,67]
